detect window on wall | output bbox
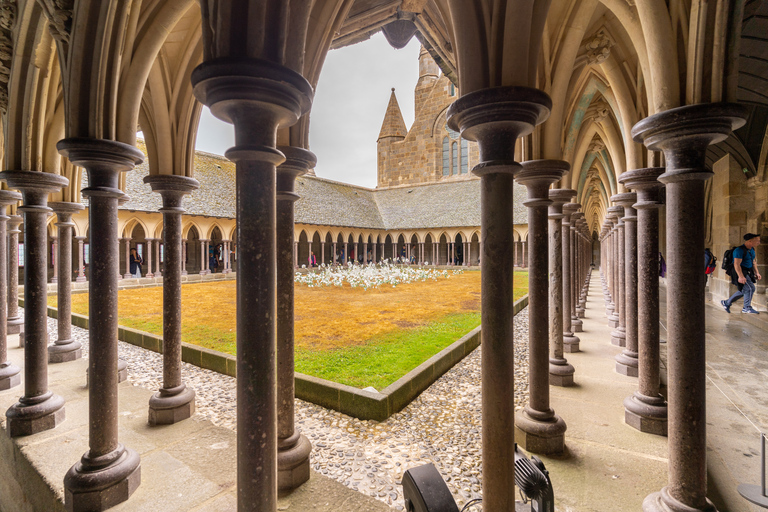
[442,137,450,176]
[442,123,469,177]
[450,83,455,96]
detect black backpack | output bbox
[721,246,740,276]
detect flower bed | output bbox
[295,260,464,290]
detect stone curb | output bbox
[33,295,529,421]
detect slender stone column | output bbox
[606,208,622,327]
[343,242,348,264]
[621,168,667,436]
[354,242,359,263]
[548,187,577,385]
[275,147,314,491]
[575,216,587,317]
[613,192,639,375]
[295,241,300,268]
[155,238,162,277]
[144,175,199,426]
[123,238,132,278]
[199,240,206,275]
[0,171,67,437]
[372,241,377,263]
[448,86,551,508]
[514,160,568,454]
[7,214,23,338]
[193,55,312,510]
[48,202,85,363]
[609,201,626,347]
[51,237,58,283]
[634,104,747,512]
[204,240,211,273]
[182,240,188,275]
[320,241,325,265]
[0,191,22,390]
[562,203,580,352]
[75,237,86,282]
[58,139,143,510]
[570,213,584,332]
[145,239,155,278]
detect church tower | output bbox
[376,88,408,187]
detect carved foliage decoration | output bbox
[36,0,73,47]
[0,0,15,114]
[585,29,613,65]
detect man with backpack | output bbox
[721,233,762,314]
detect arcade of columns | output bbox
[0,1,761,512]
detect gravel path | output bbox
[45,308,531,511]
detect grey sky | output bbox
[195,33,421,189]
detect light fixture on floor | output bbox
[738,432,768,508]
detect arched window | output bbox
[450,83,455,96]
[451,142,458,175]
[460,138,469,173]
[442,137,450,176]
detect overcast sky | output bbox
[195,33,422,189]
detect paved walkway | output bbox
[4,270,766,511]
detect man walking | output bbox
[722,233,762,314]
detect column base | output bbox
[49,340,83,364]
[124,273,133,279]
[148,385,196,426]
[514,408,567,455]
[64,444,141,512]
[576,306,586,318]
[572,317,583,333]
[86,360,128,387]
[615,350,639,377]
[6,392,66,437]
[549,358,575,387]
[146,273,154,279]
[643,487,717,512]
[624,392,667,436]
[76,276,87,282]
[563,332,580,352]
[611,328,626,346]
[181,270,188,276]
[8,316,24,335]
[608,312,619,328]
[0,362,21,390]
[278,430,312,491]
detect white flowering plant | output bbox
[294,260,464,290]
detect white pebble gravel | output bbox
[43,308,531,511]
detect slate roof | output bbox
[115,146,528,228]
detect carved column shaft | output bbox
[0,191,21,390]
[7,215,22,338]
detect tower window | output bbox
[460,138,469,173]
[451,142,458,175]
[442,137,450,176]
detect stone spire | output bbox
[377,88,408,141]
[418,46,439,84]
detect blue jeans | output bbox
[726,274,756,309]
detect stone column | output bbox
[562,203,580,352]
[549,187,577,386]
[58,139,143,509]
[7,215,23,338]
[48,202,85,363]
[522,240,528,267]
[634,104,747,512]
[320,241,325,265]
[155,238,162,277]
[372,241,377,263]
[606,207,622,328]
[621,168,667,436]
[192,54,312,510]
[514,160,568,454]
[0,191,22,390]
[199,240,206,275]
[75,237,86,282]
[204,240,210,273]
[0,171,67,437]
[123,237,132,278]
[570,213,584,332]
[613,192,639,375]
[609,200,626,347]
[145,239,154,278]
[343,242,348,264]
[295,241,300,268]
[144,175,199,426]
[51,237,58,283]
[575,216,587,317]
[447,85,551,508]
[182,240,188,276]
[275,147,314,491]
[354,242,359,263]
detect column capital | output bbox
[447,86,551,177]
[612,192,638,222]
[57,138,143,199]
[632,103,748,183]
[619,168,665,209]
[548,189,576,218]
[0,190,22,220]
[517,160,569,206]
[276,146,316,202]
[143,174,200,213]
[8,214,22,232]
[0,171,68,212]
[50,202,84,226]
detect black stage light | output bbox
[402,463,460,512]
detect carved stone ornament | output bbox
[36,0,73,46]
[0,1,15,113]
[585,29,613,65]
[590,99,611,124]
[588,138,605,153]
